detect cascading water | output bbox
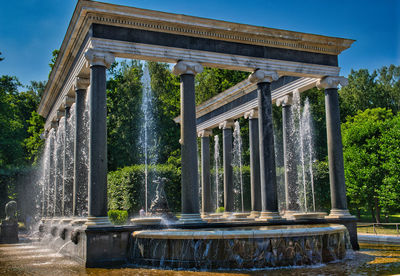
[64,104,75,216]
[292,91,316,212]
[214,135,221,211]
[54,119,65,217]
[40,132,51,218]
[232,121,244,212]
[140,64,158,214]
[301,98,316,212]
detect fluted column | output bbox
[219,120,234,216]
[172,60,203,223]
[249,69,282,221]
[317,76,354,219]
[62,96,74,218]
[72,77,89,219]
[84,49,115,227]
[198,130,212,215]
[276,94,299,219]
[244,109,261,218]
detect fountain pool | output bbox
[131,224,350,269]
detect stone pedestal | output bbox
[84,49,115,227]
[172,60,203,224]
[249,70,282,221]
[0,222,18,244]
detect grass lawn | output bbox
[357,213,400,235]
[357,213,400,223]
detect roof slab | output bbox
[38,0,354,130]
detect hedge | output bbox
[108,164,181,215]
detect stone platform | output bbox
[37,217,359,268]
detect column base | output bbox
[85,216,112,227]
[325,209,355,219]
[222,212,234,218]
[282,210,300,220]
[256,211,285,221]
[179,213,203,224]
[247,211,260,218]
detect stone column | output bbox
[84,49,115,226]
[219,120,234,216]
[249,69,282,221]
[72,77,89,219]
[62,97,74,218]
[244,109,261,218]
[172,60,203,223]
[276,94,299,219]
[317,76,354,219]
[198,130,213,215]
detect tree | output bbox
[24,111,45,164]
[106,60,143,171]
[340,65,400,120]
[342,108,399,222]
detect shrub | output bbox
[108,210,128,225]
[108,164,181,215]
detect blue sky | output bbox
[0,0,398,87]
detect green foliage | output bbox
[49,49,59,70]
[147,62,181,164]
[106,60,143,170]
[342,108,400,221]
[24,111,45,164]
[195,67,249,104]
[108,164,181,215]
[340,65,400,119]
[216,207,225,213]
[108,210,128,225]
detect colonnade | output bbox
[42,49,352,226]
[197,71,352,221]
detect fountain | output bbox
[139,64,159,215]
[26,0,360,270]
[290,91,325,219]
[232,121,247,219]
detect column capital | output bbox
[244,109,258,119]
[276,94,293,107]
[198,129,213,137]
[248,69,279,84]
[172,60,203,76]
[219,120,235,129]
[316,76,348,90]
[84,48,115,68]
[63,96,75,108]
[74,77,90,91]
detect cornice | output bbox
[83,1,354,55]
